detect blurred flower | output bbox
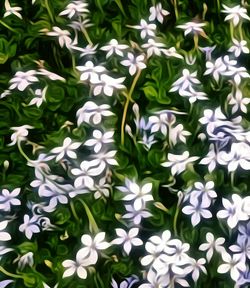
[182,197,212,226]
[111,275,139,288]
[37,68,65,81]
[130,19,156,39]
[91,74,126,96]
[228,88,250,114]
[9,125,34,146]
[217,194,249,229]
[0,221,11,241]
[76,101,114,126]
[204,57,227,82]
[9,70,38,91]
[199,144,217,172]
[0,280,13,288]
[169,69,200,93]
[169,123,191,145]
[177,21,206,36]
[101,39,129,58]
[84,130,114,153]
[46,27,72,48]
[217,252,246,281]
[122,204,152,225]
[76,61,106,82]
[62,255,89,279]
[59,1,89,18]
[149,3,169,23]
[28,87,47,108]
[118,179,153,211]
[0,188,21,212]
[228,39,249,57]
[17,252,34,270]
[223,66,250,86]
[19,215,40,239]
[4,0,22,19]
[189,258,207,282]
[199,232,226,262]
[162,151,199,175]
[112,228,143,255]
[142,38,166,58]
[121,53,146,76]
[51,137,81,162]
[222,4,250,26]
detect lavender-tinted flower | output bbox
[0,188,21,212]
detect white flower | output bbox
[28,87,47,108]
[0,188,21,211]
[17,252,34,270]
[228,88,250,114]
[217,194,249,229]
[79,44,98,57]
[118,179,153,211]
[148,114,168,136]
[189,258,207,282]
[217,142,250,172]
[161,47,183,59]
[101,39,129,58]
[37,69,65,81]
[9,125,34,146]
[77,232,110,266]
[169,124,191,145]
[182,197,212,226]
[192,181,217,206]
[112,228,143,255]
[46,27,72,48]
[76,61,106,82]
[179,86,208,104]
[4,0,22,19]
[9,70,39,91]
[122,205,152,225]
[59,1,89,18]
[162,151,199,175]
[91,74,126,96]
[169,69,200,93]
[177,21,206,36]
[51,137,81,162]
[19,215,40,239]
[228,39,250,57]
[76,101,114,126]
[222,4,250,26]
[62,256,89,279]
[149,3,169,23]
[130,19,156,39]
[223,66,250,86]
[141,38,166,58]
[121,53,146,76]
[199,144,217,172]
[218,252,246,281]
[0,220,11,241]
[71,159,105,188]
[204,57,227,82]
[199,232,226,262]
[0,280,14,288]
[84,130,114,153]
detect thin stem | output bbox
[78,199,99,234]
[81,27,93,45]
[17,141,31,162]
[0,20,18,33]
[121,69,141,145]
[70,201,80,222]
[230,171,235,187]
[0,266,23,279]
[173,0,179,20]
[217,0,220,14]
[230,21,234,40]
[238,22,243,40]
[44,0,54,23]
[173,205,180,235]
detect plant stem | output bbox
[173,205,180,235]
[230,22,234,40]
[121,69,141,146]
[17,141,31,162]
[44,0,54,23]
[70,201,80,222]
[230,171,235,187]
[81,27,93,45]
[78,199,99,234]
[238,22,243,40]
[0,20,18,33]
[0,266,23,279]
[173,0,179,20]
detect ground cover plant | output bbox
[0,0,250,287]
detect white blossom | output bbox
[142,38,166,58]
[19,215,40,239]
[9,70,39,91]
[84,130,114,153]
[228,88,250,114]
[121,53,146,76]
[0,188,21,211]
[4,0,22,19]
[177,21,206,36]
[59,1,89,18]
[228,39,250,57]
[46,27,72,48]
[101,39,129,58]
[9,125,34,146]
[51,137,81,162]
[28,87,47,108]
[76,61,106,82]
[0,220,11,241]
[222,4,250,26]
[130,19,156,39]
[170,69,200,93]
[149,3,169,23]
[112,228,143,255]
